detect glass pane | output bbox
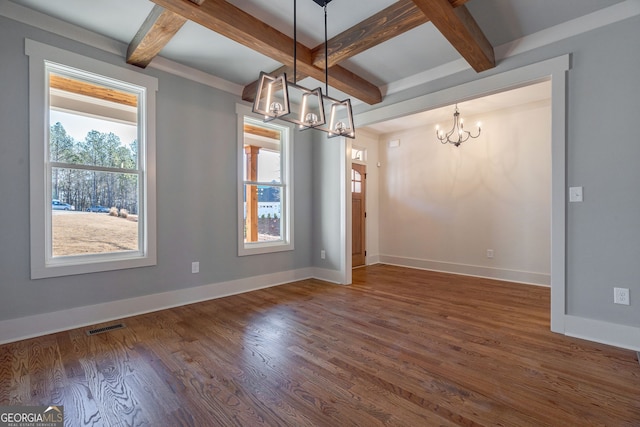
[243,184,282,242]
[48,72,142,258]
[51,167,139,257]
[256,149,281,183]
[243,147,281,184]
[49,72,138,169]
[49,116,138,168]
[354,182,362,193]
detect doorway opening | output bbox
[352,55,569,333]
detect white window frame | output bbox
[236,104,294,256]
[26,39,157,279]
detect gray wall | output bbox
[312,131,343,273]
[354,15,640,328]
[563,16,640,326]
[0,16,313,321]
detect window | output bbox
[351,168,363,194]
[237,110,293,256]
[27,40,157,278]
[352,146,366,162]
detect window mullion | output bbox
[50,161,140,175]
[243,181,284,187]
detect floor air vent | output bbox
[86,323,126,336]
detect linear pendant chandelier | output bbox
[252,0,355,139]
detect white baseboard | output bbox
[312,267,345,285]
[366,254,381,265]
[564,315,640,352]
[379,255,550,287]
[0,267,315,345]
[5,266,637,354]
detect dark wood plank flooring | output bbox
[1,264,639,426]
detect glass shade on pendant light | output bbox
[253,72,326,129]
[253,72,290,121]
[316,95,355,139]
[287,81,326,129]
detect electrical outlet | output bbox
[191,261,199,274]
[320,250,326,259]
[486,249,494,259]
[614,287,629,305]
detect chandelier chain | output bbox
[324,2,328,95]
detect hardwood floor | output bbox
[1,265,639,426]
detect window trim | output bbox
[26,39,158,278]
[236,104,294,256]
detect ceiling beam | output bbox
[127,6,187,68]
[243,0,472,103]
[127,0,205,68]
[410,0,494,72]
[312,0,468,69]
[149,0,382,104]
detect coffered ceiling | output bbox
[7,0,628,105]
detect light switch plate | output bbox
[569,186,583,202]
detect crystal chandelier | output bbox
[435,104,481,147]
[252,0,355,139]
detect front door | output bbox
[352,164,366,267]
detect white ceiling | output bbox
[5,0,629,133]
